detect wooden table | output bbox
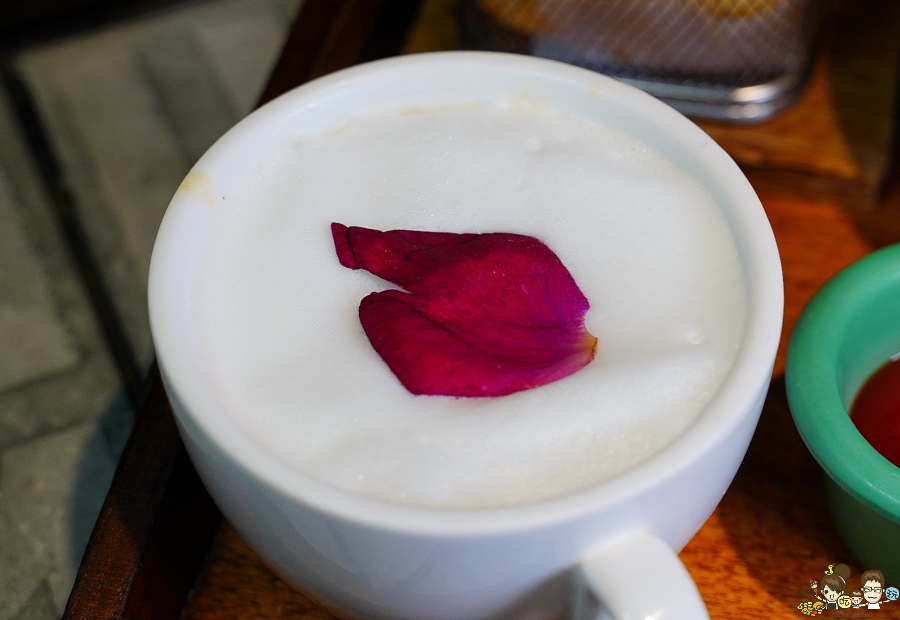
[62,1,900,618]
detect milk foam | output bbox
[194,101,747,508]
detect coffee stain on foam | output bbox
[325,122,351,136]
[399,102,482,116]
[507,90,545,115]
[177,170,215,206]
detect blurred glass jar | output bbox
[460,0,828,122]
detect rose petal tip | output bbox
[331,222,359,269]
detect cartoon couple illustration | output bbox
[798,563,899,615]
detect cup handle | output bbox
[573,531,710,620]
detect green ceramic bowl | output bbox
[787,242,900,584]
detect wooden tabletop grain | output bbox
[63,0,900,618]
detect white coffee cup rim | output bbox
[149,51,783,536]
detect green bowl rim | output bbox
[786,242,900,523]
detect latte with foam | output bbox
[192,100,746,508]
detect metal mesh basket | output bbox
[460,0,828,121]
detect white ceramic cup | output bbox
[148,52,783,620]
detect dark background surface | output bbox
[0,0,192,52]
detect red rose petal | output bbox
[332,222,597,397]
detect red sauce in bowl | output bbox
[851,358,900,467]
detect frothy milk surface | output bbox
[194,101,747,508]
